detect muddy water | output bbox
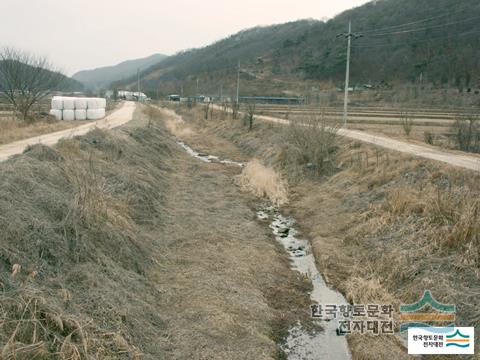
[176,139,351,359]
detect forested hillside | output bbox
[116,0,480,97]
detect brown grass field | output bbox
[164,102,480,359]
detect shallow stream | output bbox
[176,139,351,360]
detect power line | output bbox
[352,28,480,49]
[365,15,480,37]
[359,4,473,35]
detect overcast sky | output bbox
[0,0,370,75]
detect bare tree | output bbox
[0,47,65,122]
[245,101,256,130]
[203,101,211,120]
[230,99,239,120]
[400,110,414,136]
[220,101,228,120]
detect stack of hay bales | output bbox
[49,96,106,121]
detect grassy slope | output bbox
[0,106,312,359]
[167,103,480,359]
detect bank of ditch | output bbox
[0,105,315,359]
[164,103,480,359]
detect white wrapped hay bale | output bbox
[49,109,62,120]
[86,97,107,109]
[97,98,106,108]
[74,98,87,110]
[51,96,63,110]
[62,109,75,121]
[87,108,105,120]
[86,98,99,109]
[62,97,75,110]
[75,109,87,120]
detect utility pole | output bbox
[196,78,199,97]
[337,21,362,126]
[137,68,140,98]
[236,60,240,104]
[220,83,223,102]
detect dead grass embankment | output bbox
[0,104,315,359]
[167,103,480,359]
[0,107,175,358]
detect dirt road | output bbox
[209,103,480,171]
[253,113,480,171]
[0,101,135,162]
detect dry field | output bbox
[253,103,461,147]
[165,102,480,359]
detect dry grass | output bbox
[0,115,86,145]
[145,105,193,138]
[0,108,173,358]
[0,104,317,359]
[235,159,288,206]
[168,103,480,358]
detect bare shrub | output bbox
[235,159,287,206]
[282,113,339,179]
[424,131,434,145]
[451,112,480,152]
[400,111,414,136]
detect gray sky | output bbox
[0,0,370,75]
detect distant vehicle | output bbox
[168,94,181,102]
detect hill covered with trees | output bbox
[116,0,480,98]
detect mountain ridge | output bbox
[114,0,480,98]
[73,53,168,90]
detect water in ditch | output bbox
[258,205,351,360]
[176,139,351,359]
[176,140,244,167]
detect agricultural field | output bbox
[253,103,462,145]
